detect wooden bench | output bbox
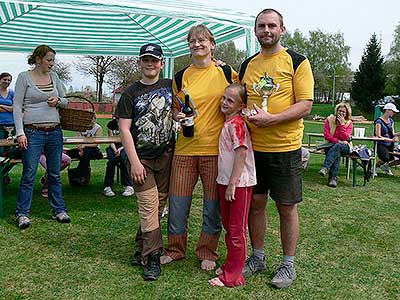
[0,136,121,218]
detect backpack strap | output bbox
[362,160,372,185]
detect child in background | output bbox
[39,151,71,197]
[103,116,134,197]
[209,83,256,287]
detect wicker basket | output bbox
[59,95,96,132]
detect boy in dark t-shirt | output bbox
[115,43,174,281]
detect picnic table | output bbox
[0,136,121,218]
[305,133,385,186]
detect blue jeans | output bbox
[323,143,350,178]
[103,147,132,188]
[16,127,67,216]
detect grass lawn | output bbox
[0,117,399,300]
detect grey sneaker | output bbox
[242,255,266,278]
[318,167,328,177]
[17,215,31,229]
[122,186,134,197]
[327,176,337,188]
[271,263,296,288]
[380,163,393,176]
[103,186,115,197]
[52,212,71,223]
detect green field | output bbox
[0,112,399,300]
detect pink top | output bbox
[217,115,257,187]
[324,118,353,144]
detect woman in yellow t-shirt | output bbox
[161,25,237,271]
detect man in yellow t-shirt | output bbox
[160,25,237,271]
[240,8,314,288]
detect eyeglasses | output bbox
[188,38,209,45]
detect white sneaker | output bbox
[122,186,134,197]
[380,163,393,176]
[103,186,115,197]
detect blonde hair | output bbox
[335,102,352,120]
[187,24,216,46]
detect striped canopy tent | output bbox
[0,0,257,78]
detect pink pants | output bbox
[218,185,252,287]
[40,152,71,170]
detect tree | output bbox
[75,56,116,102]
[107,56,141,89]
[351,34,385,113]
[53,61,72,84]
[174,55,191,74]
[214,41,246,71]
[282,29,352,103]
[384,22,400,95]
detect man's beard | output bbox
[257,35,279,49]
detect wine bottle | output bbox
[182,94,194,137]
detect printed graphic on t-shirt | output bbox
[133,86,173,150]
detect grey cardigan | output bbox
[13,71,68,137]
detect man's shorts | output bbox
[253,148,302,204]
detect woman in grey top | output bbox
[13,44,71,229]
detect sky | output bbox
[0,0,399,94]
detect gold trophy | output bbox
[253,73,279,112]
[4,126,14,140]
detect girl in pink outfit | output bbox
[318,102,353,187]
[209,83,256,288]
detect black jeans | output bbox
[103,147,132,188]
[377,143,394,163]
[66,147,103,178]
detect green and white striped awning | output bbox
[0,0,256,58]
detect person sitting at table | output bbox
[374,102,399,176]
[66,116,103,185]
[0,72,15,156]
[318,102,353,187]
[39,150,71,197]
[103,116,134,197]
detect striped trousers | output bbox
[165,155,221,261]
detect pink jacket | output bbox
[324,115,353,144]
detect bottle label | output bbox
[182,116,194,126]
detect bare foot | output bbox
[160,255,173,265]
[215,267,223,276]
[201,259,216,270]
[208,277,225,287]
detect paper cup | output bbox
[354,128,365,138]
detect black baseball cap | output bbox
[139,43,164,60]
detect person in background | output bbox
[239,9,314,288]
[318,102,353,187]
[13,44,71,229]
[208,83,256,288]
[374,102,399,176]
[161,24,237,271]
[66,116,103,184]
[103,116,134,197]
[0,72,15,156]
[39,150,71,197]
[116,43,175,281]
